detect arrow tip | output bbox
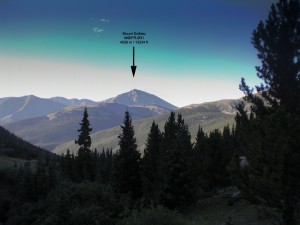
[131,66,137,78]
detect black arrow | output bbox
[131,46,137,77]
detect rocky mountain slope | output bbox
[102,89,177,109]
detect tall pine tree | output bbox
[142,121,163,204]
[161,111,177,156]
[75,107,94,181]
[161,113,196,208]
[240,0,300,114]
[233,1,300,224]
[193,126,209,191]
[113,111,142,200]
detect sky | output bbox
[0,0,277,107]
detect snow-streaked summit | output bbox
[101,89,177,110]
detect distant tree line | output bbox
[57,107,237,207]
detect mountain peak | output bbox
[128,89,139,103]
[102,89,177,109]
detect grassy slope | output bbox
[54,99,241,155]
[6,103,160,150]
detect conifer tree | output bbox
[193,126,206,152]
[233,1,300,224]
[193,126,209,190]
[76,107,92,150]
[240,0,300,114]
[159,112,177,206]
[161,112,177,155]
[194,127,233,191]
[221,125,234,185]
[201,129,223,190]
[209,129,230,188]
[142,121,163,204]
[161,113,196,208]
[75,107,94,181]
[113,111,142,200]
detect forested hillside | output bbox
[0,126,56,223]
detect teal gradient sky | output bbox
[0,0,277,106]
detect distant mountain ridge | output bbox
[2,90,178,150]
[2,90,245,153]
[0,95,99,125]
[0,95,66,125]
[51,97,97,107]
[0,90,177,126]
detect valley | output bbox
[1,89,245,153]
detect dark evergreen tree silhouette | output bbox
[220,125,234,186]
[240,0,300,114]
[75,107,94,181]
[75,107,92,150]
[161,112,177,156]
[161,113,196,208]
[113,111,142,200]
[142,121,163,204]
[208,129,227,188]
[159,112,177,206]
[233,1,300,224]
[194,127,233,192]
[201,129,222,190]
[192,126,209,191]
[193,126,206,153]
